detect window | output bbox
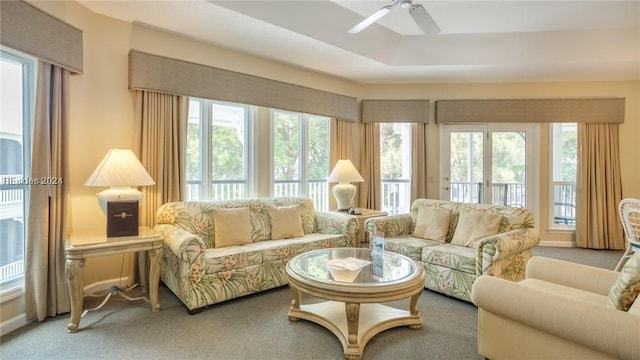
[186,98,253,200]
[0,49,34,293]
[271,110,330,211]
[550,123,577,228]
[380,123,412,214]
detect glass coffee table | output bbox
[286,248,425,360]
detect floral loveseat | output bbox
[365,199,539,302]
[155,197,358,314]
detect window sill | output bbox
[1,280,25,304]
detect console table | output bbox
[64,226,163,333]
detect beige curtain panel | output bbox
[329,118,355,209]
[411,123,429,201]
[129,50,357,121]
[0,1,83,74]
[361,99,430,123]
[358,123,381,210]
[134,90,188,228]
[25,61,71,321]
[575,123,624,250]
[435,98,625,124]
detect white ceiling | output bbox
[78,0,640,84]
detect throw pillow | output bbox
[270,205,304,240]
[450,210,502,247]
[607,251,640,311]
[213,208,252,248]
[413,205,451,242]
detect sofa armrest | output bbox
[471,275,640,360]
[475,228,539,273]
[526,256,620,295]
[364,214,413,237]
[154,224,206,281]
[315,212,359,247]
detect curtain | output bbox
[575,123,624,249]
[411,123,428,200]
[358,122,381,210]
[329,118,354,209]
[134,90,187,228]
[25,61,71,321]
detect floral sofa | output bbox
[154,197,358,314]
[364,199,539,302]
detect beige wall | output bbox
[2,0,639,327]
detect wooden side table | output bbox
[64,226,163,333]
[332,209,388,245]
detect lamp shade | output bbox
[327,160,364,183]
[84,149,155,187]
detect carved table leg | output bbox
[65,258,85,333]
[147,248,163,312]
[408,291,423,330]
[288,286,302,321]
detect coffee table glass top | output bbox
[290,248,417,285]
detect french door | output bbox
[440,124,537,210]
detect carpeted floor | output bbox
[0,247,623,360]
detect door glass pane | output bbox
[552,123,576,226]
[491,132,526,207]
[449,131,483,203]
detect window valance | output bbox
[361,99,429,123]
[129,50,357,121]
[0,1,83,74]
[435,98,625,124]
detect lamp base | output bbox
[332,183,356,211]
[96,187,143,215]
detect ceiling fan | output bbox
[347,0,440,35]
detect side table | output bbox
[332,209,388,245]
[64,226,163,333]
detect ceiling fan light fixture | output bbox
[347,0,440,35]
[347,5,393,34]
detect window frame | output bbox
[548,122,577,231]
[269,109,330,211]
[185,98,255,201]
[379,122,412,215]
[0,49,35,298]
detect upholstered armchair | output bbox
[471,256,640,360]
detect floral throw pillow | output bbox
[607,251,640,311]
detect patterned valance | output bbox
[129,50,357,121]
[361,99,429,123]
[0,1,83,74]
[435,98,625,124]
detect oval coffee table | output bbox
[286,248,425,360]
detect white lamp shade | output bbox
[327,160,364,183]
[84,149,155,187]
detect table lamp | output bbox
[327,160,364,211]
[84,149,155,236]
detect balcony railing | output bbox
[186,179,330,212]
[451,181,577,225]
[0,260,23,281]
[382,179,411,215]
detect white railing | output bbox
[382,180,411,215]
[186,180,330,212]
[0,260,23,282]
[553,181,576,225]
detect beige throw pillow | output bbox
[413,206,451,242]
[450,210,502,248]
[213,208,252,248]
[270,205,304,240]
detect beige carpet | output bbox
[0,247,623,360]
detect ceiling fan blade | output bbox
[409,4,440,34]
[347,5,393,34]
